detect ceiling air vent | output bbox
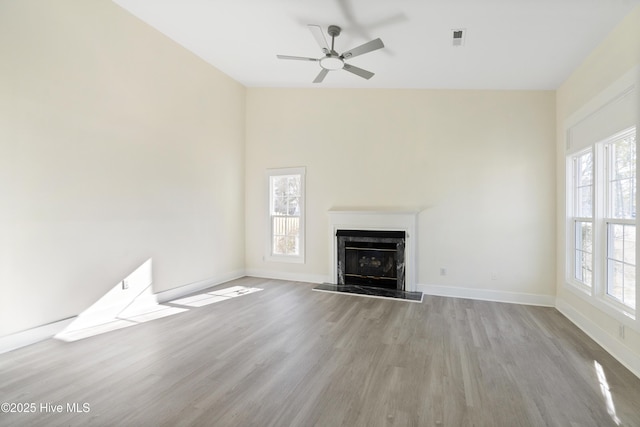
[452,29,466,47]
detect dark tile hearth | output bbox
[313,283,423,302]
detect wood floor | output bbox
[2,277,640,426]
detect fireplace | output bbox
[337,230,405,291]
[328,208,419,292]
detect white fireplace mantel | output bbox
[328,208,420,292]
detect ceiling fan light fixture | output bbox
[320,56,344,70]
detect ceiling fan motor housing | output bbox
[327,25,341,38]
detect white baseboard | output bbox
[245,269,329,285]
[556,299,640,379]
[155,269,246,303]
[417,283,555,307]
[0,317,76,355]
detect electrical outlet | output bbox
[122,280,129,290]
[491,274,498,281]
[619,325,625,340]
[440,268,447,276]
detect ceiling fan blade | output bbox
[308,25,330,54]
[343,64,374,80]
[341,38,384,59]
[277,55,319,61]
[313,69,330,84]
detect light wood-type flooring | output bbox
[2,277,640,426]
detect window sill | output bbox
[564,279,592,297]
[563,281,637,331]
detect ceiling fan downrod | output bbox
[327,25,341,53]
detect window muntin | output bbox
[267,168,305,262]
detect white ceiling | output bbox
[112,0,640,90]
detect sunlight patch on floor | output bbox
[56,319,136,342]
[54,283,261,342]
[54,258,192,342]
[169,286,263,307]
[594,360,621,426]
[124,305,188,323]
[55,305,189,342]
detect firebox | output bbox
[336,230,405,290]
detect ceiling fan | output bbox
[276,24,384,83]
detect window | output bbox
[267,167,305,263]
[604,132,636,309]
[567,128,636,314]
[573,149,593,287]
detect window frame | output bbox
[265,167,306,264]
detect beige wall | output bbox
[0,0,246,336]
[555,5,640,372]
[245,89,556,299]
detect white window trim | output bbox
[265,167,306,264]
